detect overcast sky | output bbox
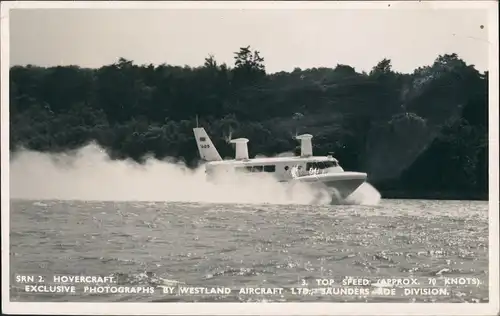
[7,4,491,74]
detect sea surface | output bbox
[9,199,489,303]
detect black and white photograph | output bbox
[1,1,499,315]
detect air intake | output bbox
[230,138,249,160]
[295,134,313,157]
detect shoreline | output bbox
[378,190,488,201]
[10,195,489,203]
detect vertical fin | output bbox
[193,127,222,161]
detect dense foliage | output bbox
[10,47,489,199]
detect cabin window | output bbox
[237,165,274,173]
[323,161,338,168]
[252,166,263,172]
[242,166,262,172]
[263,165,276,172]
[307,161,338,170]
[284,166,289,171]
[307,162,324,170]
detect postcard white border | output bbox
[1,1,499,315]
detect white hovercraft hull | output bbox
[294,171,367,199]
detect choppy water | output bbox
[9,199,488,303]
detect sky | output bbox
[7,3,492,74]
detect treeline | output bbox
[9,47,489,199]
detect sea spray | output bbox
[10,143,316,204]
[10,143,381,206]
[345,182,382,205]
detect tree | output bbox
[9,48,489,199]
[232,46,266,86]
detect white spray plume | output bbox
[345,182,382,205]
[10,143,321,204]
[10,143,381,205]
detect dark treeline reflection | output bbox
[10,47,488,199]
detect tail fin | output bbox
[193,127,222,161]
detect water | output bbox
[9,199,488,303]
